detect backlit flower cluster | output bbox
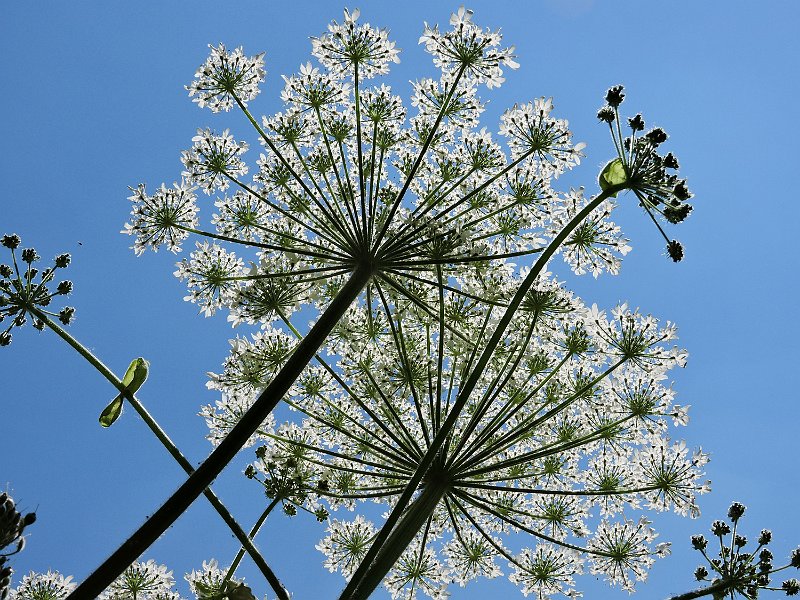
[240,274,708,598]
[186,43,265,113]
[110,6,701,599]
[8,560,253,600]
[1,234,75,346]
[123,6,597,329]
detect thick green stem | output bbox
[30,308,290,600]
[339,184,626,600]
[348,473,449,600]
[666,579,733,600]
[68,264,373,600]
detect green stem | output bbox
[372,64,467,251]
[29,307,290,600]
[221,496,281,587]
[69,263,373,600]
[348,471,450,600]
[666,579,734,600]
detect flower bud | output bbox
[21,249,39,264]
[605,85,625,108]
[1,235,20,250]
[54,253,71,268]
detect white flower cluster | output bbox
[288,278,707,598]
[114,6,702,600]
[9,560,251,600]
[419,6,519,89]
[186,43,265,113]
[123,182,198,256]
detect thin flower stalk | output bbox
[25,306,289,600]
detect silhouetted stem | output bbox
[221,497,281,587]
[66,264,373,600]
[31,308,290,600]
[666,579,732,599]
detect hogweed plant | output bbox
[1,6,711,599]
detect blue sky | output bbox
[2,1,799,598]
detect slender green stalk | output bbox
[28,307,290,600]
[339,183,626,600]
[69,263,373,600]
[372,64,467,251]
[221,497,281,588]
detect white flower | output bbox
[123,181,199,255]
[500,99,585,176]
[174,242,243,316]
[280,62,350,112]
[552,190,630,278]
[587,518,658,592]
[187,43,265,113]
[509,544,583,599]
[311,9,400,79]
[442,529,502,585]
[316,516,377,577]
[419,6,518,89]
[384,542,450,600]
[200,388,275,448]
[185,559,247,599]
[10,571,76,600]
[181,129,249,195]
[100,559,179,600]
[211,189,270,242]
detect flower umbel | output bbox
[597,84,693,261]
[677,502,800,600]
[0,235,76,346]
[187,43,266,113]
[93,6,703,600]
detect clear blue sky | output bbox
[2,1,799,598]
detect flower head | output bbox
[100,560,178,600]
[1,235,76,345]
[311,8,400,79]
[185,559,248,600]
[597,85,693,261]
[9,571,75,600]
[123,182,199,255]
[500,98,586,177]
[181,129,249,195]
[174,242,244,317]
[187,43,265,113]
[250,276,702,598]
[419,6,518,89]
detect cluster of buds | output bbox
[689,502,800,598]
[1,234,75,346]
[1,492,36,600]
[250,445,329,520]
[597,85,693,262]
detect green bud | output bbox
[121,357,149,394]
[99,358,149,427]
[99,395,125,428]
[599,158,628,197]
